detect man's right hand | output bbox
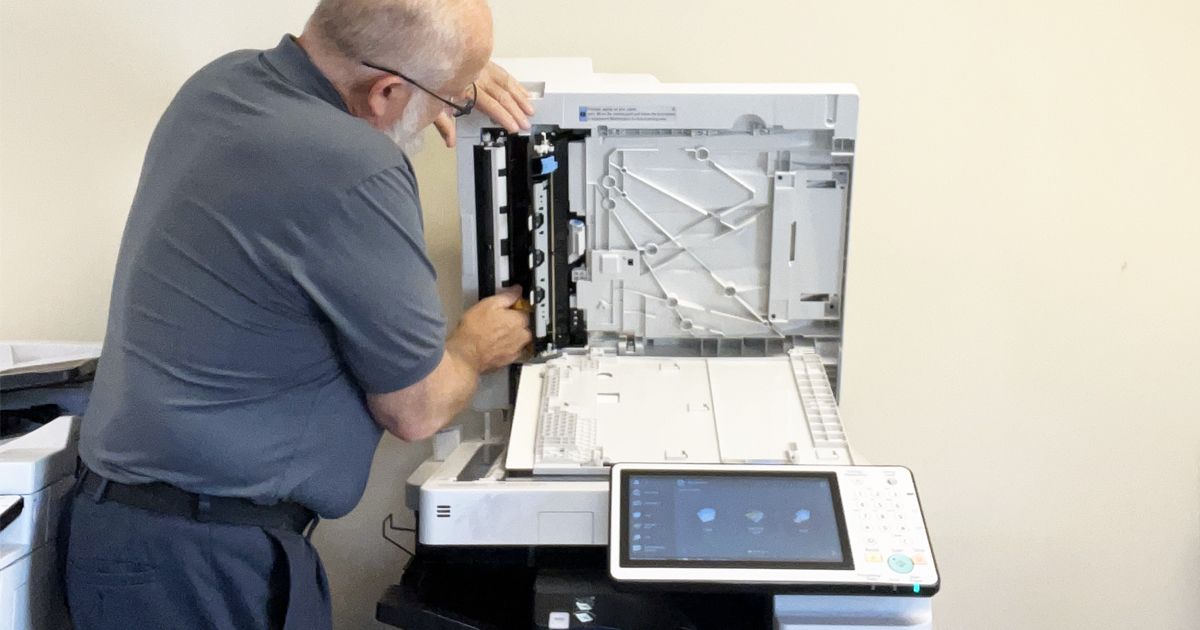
[447,285,533,374]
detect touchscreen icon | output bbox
[696,507,717,523]
[745,510,765,524]
[793,509,812,524]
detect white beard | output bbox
[386,93,434,155]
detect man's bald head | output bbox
[306,0,492,87]
[300,0,493,149]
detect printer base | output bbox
[376,547,771,630]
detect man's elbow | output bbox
[366,378,454,442]
[383,412,444,443]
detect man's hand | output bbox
[434,61,534,148]
[446,285,533,373]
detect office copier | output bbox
[376,59,938,630]
[1,342,100,630]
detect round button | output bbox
[888,554,914,574]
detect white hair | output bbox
[307,0,468,85]
[385,92,438,154]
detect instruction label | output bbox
[578,105,677,123]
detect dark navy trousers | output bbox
[62,491,332,630]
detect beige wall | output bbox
[3,1,1199,628]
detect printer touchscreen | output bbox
[620,471,852,569]
[610,464,938,593]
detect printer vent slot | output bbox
[790,349,846,449]
[635,336,794,358]
[832,138,856,154]
[789,221,797,262]
[535,409,598,465]
[535,364,599,465]
[435,505,452,518]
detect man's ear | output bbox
[365,75,408,124]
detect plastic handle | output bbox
[0,496,23,533]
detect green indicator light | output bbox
[913,584,921,594]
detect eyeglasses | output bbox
[361,61,477,118]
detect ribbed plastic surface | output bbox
[790,348,847,449]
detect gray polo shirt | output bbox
[81,35,445,518]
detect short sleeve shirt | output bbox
[80,35,445,518]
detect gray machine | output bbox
[377,59,937,630]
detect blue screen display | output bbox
[625,473,846,565]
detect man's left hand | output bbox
[434,61,534,148]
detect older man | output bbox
[62,1,531,628]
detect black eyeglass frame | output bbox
[362,61,477,118]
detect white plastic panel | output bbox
[574,130,848,343]
[707,358,809,463]
[0,342,100,375]
[418,442,610,546]
[775,595,932,630]
[505,352,850,476]
[0,417,79,495]
[529,354,722,475]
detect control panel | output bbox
[609,463,938,596]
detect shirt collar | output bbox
[260,35,349,113]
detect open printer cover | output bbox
[408,58,860,546]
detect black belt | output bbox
[79,466,317,536]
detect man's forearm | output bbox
[429,338,482,427]
[366,339,481,442]
[367,287,531,442]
